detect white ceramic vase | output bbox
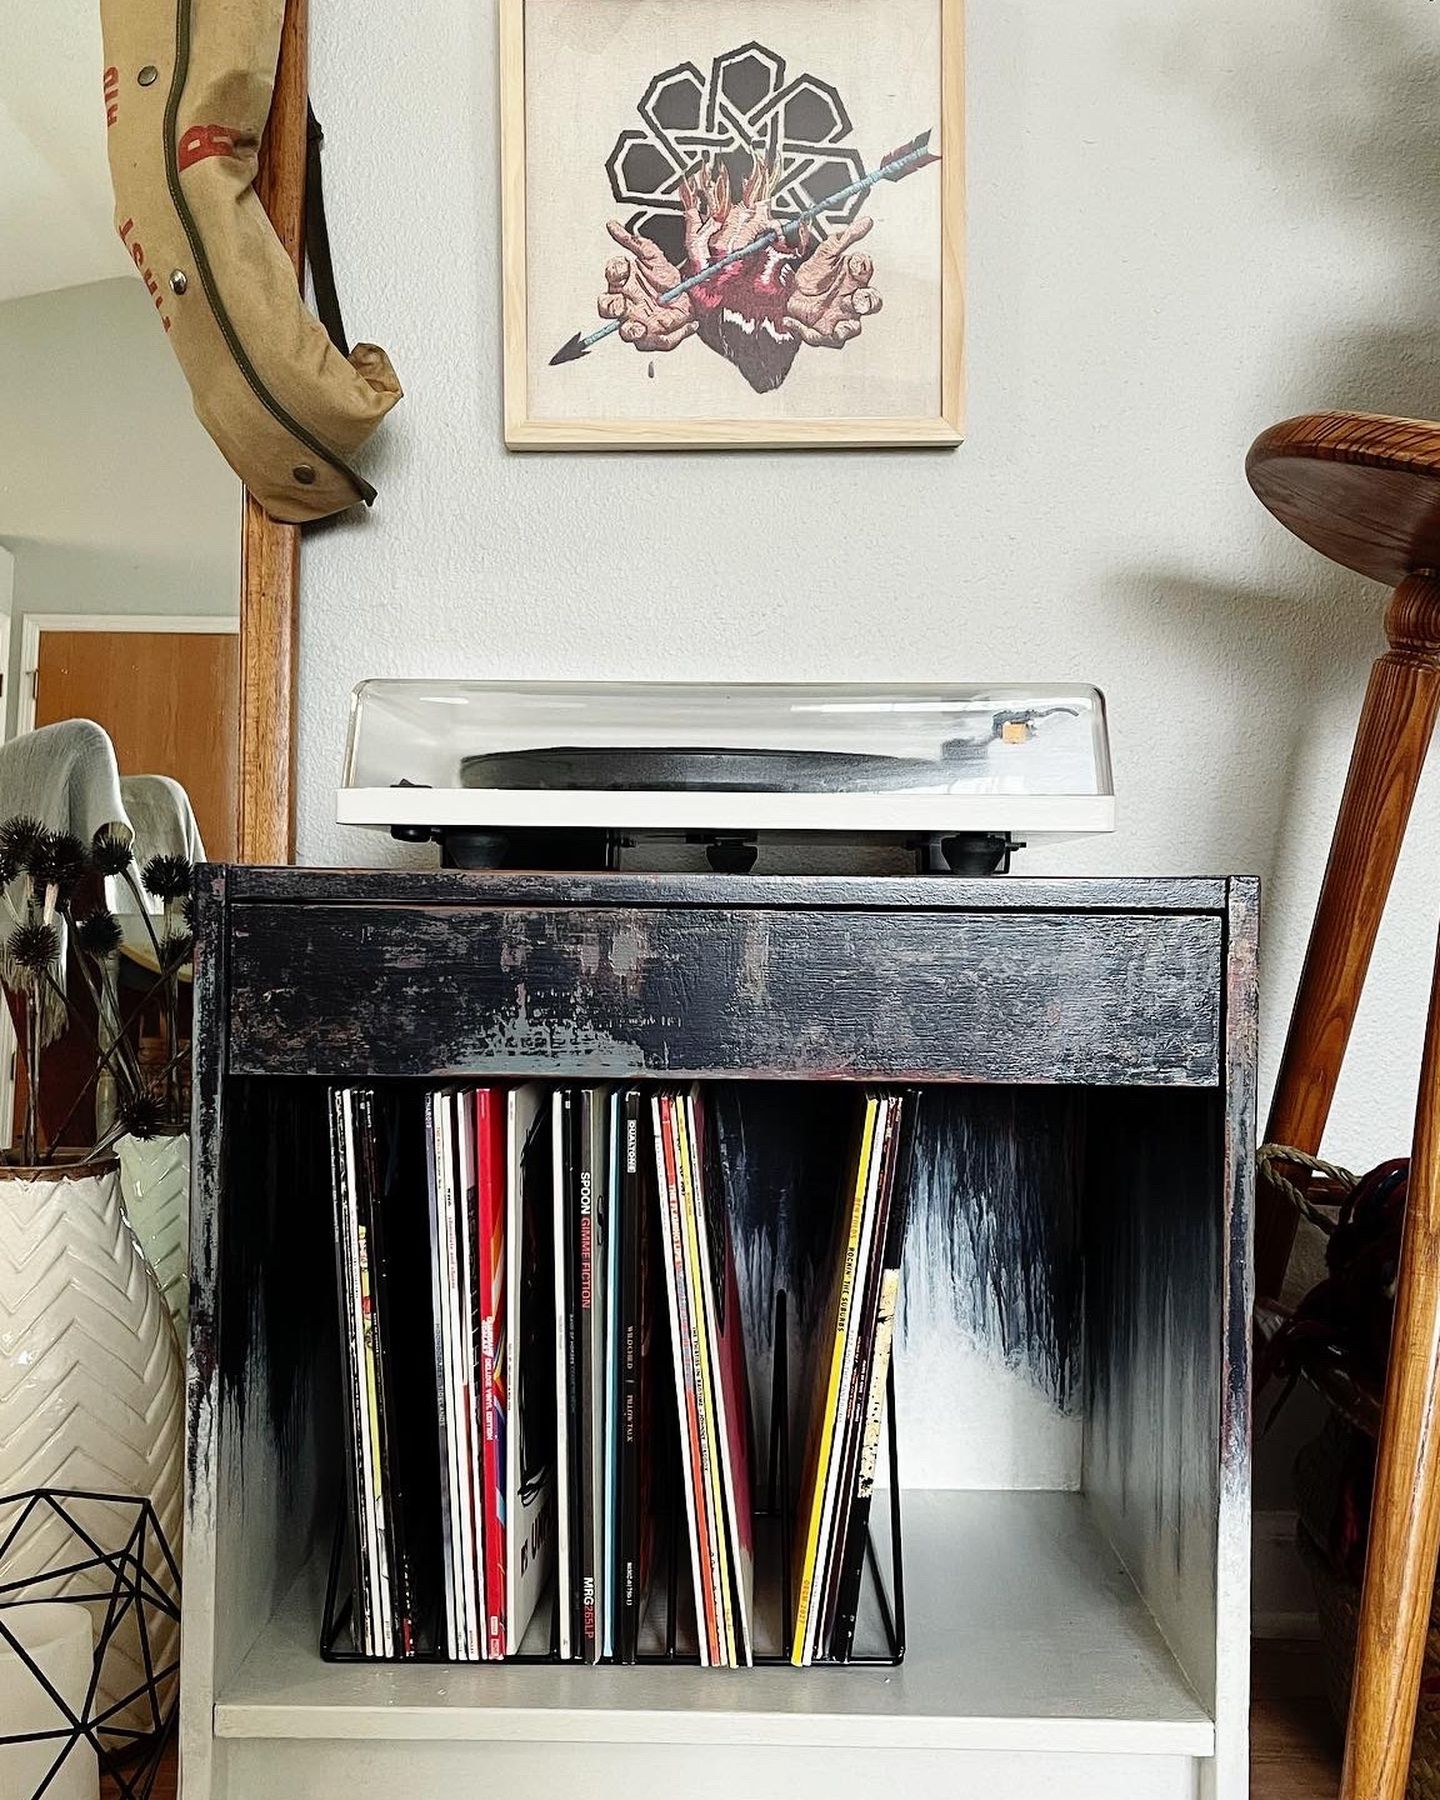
[0,1158,184,1735]
[118,1132,190,1339]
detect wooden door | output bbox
[34,629,239,861]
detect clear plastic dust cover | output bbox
[339,681,1114,840]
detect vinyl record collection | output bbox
[327,1082,913,1668]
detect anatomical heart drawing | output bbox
[506,0,963,447]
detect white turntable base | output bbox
[337,789,1116,838]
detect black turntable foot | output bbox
[706,837,759,874]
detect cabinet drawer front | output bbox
[225,905,1223,1085]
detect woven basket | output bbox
[1296,1419,1440,1798]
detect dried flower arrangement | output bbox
[0,816,194,1166]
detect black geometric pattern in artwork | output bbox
[0,1489,181,1800]
[606,41,868,271]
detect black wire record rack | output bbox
[320,1292,905,1671]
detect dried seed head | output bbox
[76,909,124,959]
[119,1090,165,1141]
[0,816,46,867]
[142,854,193,904]
[27,830,88,897]
[91,830,134,877]
[159,928,194,972]
[8,920,60,974]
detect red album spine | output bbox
[475,1088,509,1659]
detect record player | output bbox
[339,681,1115,873]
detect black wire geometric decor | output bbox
[0,1489,180,1800]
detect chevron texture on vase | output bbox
[0,1159,184,1734]
[118,1132,190,1339]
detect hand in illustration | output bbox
[597,222,699,352]
[784,215,883,348]
[592,164,882,392]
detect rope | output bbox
[1258,1142,1359,1235]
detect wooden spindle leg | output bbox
[1342,916,1440,1800]
[1258,572,1440,1299]
[238,0,306,867]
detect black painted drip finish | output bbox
[715,1084,1085,1429]
[217,1079,335,1464]
[1084,1086,1221,1574]
[713,1083,858,1352]
[712,1084,858,1456]
[903,1088,1085,1406]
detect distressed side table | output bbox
[182,867,1256,1800]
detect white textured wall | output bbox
[302,0,1440,1179]
[0,278,239,606]
[0,277,240,731]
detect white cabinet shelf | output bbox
[216,1491,1213,1758]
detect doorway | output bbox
[0,613,238,1148]
[19,614,240,861]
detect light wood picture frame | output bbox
[501,0,964,450]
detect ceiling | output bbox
[0,2,125,303]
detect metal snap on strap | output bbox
[137,64,159,86]
[168,271,187,295]
[293,465,317,485]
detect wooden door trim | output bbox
[239,0,308,867]
[0,547,14,749]
[18,614,240,738]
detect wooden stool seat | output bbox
[1248,411,1440,588]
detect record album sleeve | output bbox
[506,1083,555,1652]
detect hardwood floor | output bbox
[1253,1641,1343,1798]
[96,1643,1342,1799]
[100,1741,177,1800]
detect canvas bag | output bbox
[99,0,401,523]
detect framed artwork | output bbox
[500,0,964,449]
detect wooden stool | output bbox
[1250,411,1440,1800]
